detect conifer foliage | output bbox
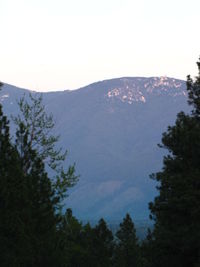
[148,59,200,267]
[92,218,114,267]
[0,84,75,266]
[114,213,141,267]
[0,84,31,266]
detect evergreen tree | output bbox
[80,222,97,267]
[91,218,114,267]
[0,83,33,266]
[114,214,141,267]
[17,124,58,266]
[148,59,200,267]
[0,84,75,266]
[56,208,85,267]
[140,228,154,267]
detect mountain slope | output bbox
[0,77,189,220]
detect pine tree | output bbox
[0,83,34,266]
[56,208,87,267]
[91,218,114,267]
[114,214,141,267]
[0,83,73,266]
[148,58,200,267]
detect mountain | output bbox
[0,77,189,221]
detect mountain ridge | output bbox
[0,77,189,220]
[2,75,185,93]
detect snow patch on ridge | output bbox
[0,94,9,102]
[106,77,186,104]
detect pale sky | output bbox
[0,0,200,91]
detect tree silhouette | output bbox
[148,58,200,267]
[114,214,141,267]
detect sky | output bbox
[0,0,200,92]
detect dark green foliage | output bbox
[56,208,85,267]
[56,211,114,267]
[140,229,154,267]
[0,83,73,266]
[0,84,31,265]
[0,94,32,266]
[114,214,141,267]
[187,60,200,116]
[91,218,114,267]
[148,59,200,267]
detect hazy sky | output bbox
[1,0,200,91]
